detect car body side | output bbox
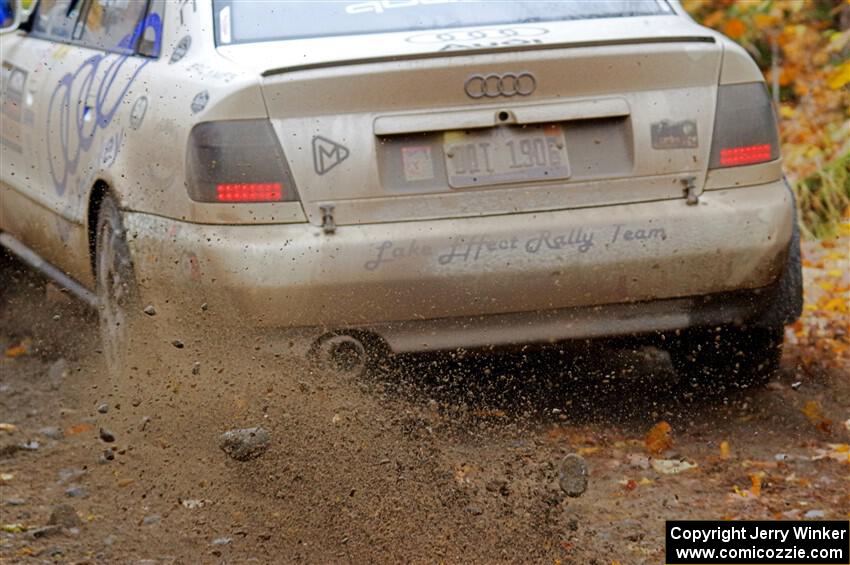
[0,0,270,288]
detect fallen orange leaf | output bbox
[645,421,673,455]
[65,423,93,436]
[824,298,848,313]
[4,338,31,358]
[720,440,731,460]
[802,400,824,424]
[750,473,763,497]
[801,400,832,432]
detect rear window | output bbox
[213,0,673,45]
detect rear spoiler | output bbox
[261,35,716,77]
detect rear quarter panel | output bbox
[99,1,267,222]
[2,0,271,285]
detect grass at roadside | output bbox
[794,150,850,239]
[686,0,850,239]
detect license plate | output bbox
[443,124,570,189]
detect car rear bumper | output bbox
[125,180,794,351]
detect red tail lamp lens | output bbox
[186,120,299,203]
[718,144,773,167]
[709,83,780,169]
[216,182,283,202]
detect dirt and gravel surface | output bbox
[1,238,848,564]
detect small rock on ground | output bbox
[48,359,68,382]
[142,515,161,526]
[558,453,588,498]
[65,486,87,498]
[39,427,63,440]
[218,427,270,461]
[465,504,483,516]
[57,468,86,484]
[48,504,81,528]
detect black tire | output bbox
[668,324,784,393]
[95,195,141,374]
[753,214,803,328]
[0,246,16,302]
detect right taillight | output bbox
[709,82,780,169]
[186,119,299,203]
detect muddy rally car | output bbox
[0,0,801,385]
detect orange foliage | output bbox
[724,18,747,38]
[685,0,850,184]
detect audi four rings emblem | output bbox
[464,72,537,99]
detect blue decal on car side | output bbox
[46,13,162,196]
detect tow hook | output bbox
[681,176,699,206]
[320,204,336,234]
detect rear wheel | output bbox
[668,324,784,393]
[95,195,141,374]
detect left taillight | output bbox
[709,82,780,169]
[186,120,298,203]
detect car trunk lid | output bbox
[221,17,722,226]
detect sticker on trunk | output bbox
[312,136,350,175]
[651,120,698,149]
[401,146,435,182]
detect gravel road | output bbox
[1,240,848,564]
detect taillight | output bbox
[216,182,282,202]
[186,120,298,203]
[709,82,780,169]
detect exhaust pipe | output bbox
[313,333,370,377]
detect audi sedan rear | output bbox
[0,0,801,385]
